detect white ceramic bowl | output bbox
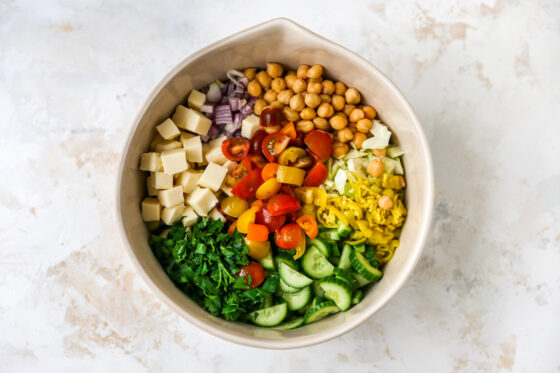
[117,18,434,349]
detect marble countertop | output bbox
[1,1,559,372]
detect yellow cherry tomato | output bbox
[245,239,271,260]
[220,196,248,218]
[255,178,282,200]
[237,206,259,234]
[276,165,306,186]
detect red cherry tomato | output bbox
[231,155,254,178]
[262,133,290,162]
[267,194,301,216]
[231,168,263,200]
[280,185,295,198]
[255,207,287,232]
[250,130,267,154]
[221,138,250,162]
[274,223,302,250]
[239,262,265,288]
[260,107,285,127]
[250,154,267,169]
[280,122,297,140]
[304,130,333,161]
[303,161,328,186]
[290,130,306,147]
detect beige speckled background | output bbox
[1,0,559,372]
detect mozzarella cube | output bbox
[141,198,161,222]
[181,206,198,227]
[151,172,173,189]
[182,136,203,163]
[187,89,206,111]
[156,118,181,140]
[180,132,194,142]
[209,135,227,149]
[222,160,238,173]
[150,134,165,151]
[172,105,211,136]
[176,169,202,194]
[155,140,182,153]
[161,148,188,175]
[241,114,263,139]
[221,184,233,196]
[139,152,162,172]
[146,175,158,196]
[208,208,226,223]
[204,146,228,165]
[187,187,218,216]
[198,162,228,191]
[157,185,184,208]
[161,204,184,225]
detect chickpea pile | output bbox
[244,63,378,158]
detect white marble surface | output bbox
[1,0,559,371]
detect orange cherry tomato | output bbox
[239,262,265,288]
[262,133,290,162]
[275,223,302,250]
[222,138,250,162]
[303,161,328,187]
[247,223,270,242]
[280,122,297,140]
[262,163,279,181]
[304,129,333,161]
[296,215,318,239]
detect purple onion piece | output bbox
[224,123,237,134]
[233,113,242,130]
[215,104,233,125]
[206,83,222,103]
[208,124,220,139]
[240,104,253,116]
[229,97,242,112]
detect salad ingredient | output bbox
[141,198,161,222]
[221,138,250,161]
[177,170,202,194]
[239,261,266,288]
[260,107,284,127]
[255,178,282,200]
[302,161,327,186]
[378,195,393,210]
[231,168,263,200]
[282,286,312,311]
[161,204,184,225]
[319,277,353,311]
[198,162,228,191]
[172,105,212,136]
[332,142,349,158]
[276,165,306,186]
[350,249,383,282]
[261,162,279,181]
[361,120,392,150]
[277,147,306,166]
[367,159,384,178]
[152,172,173,189]
[139,152,162,172]
[296,215,318,239]
[158,185,184,207]
[187,187,218,216]
[161,148,189,175]
[278,262,313,288]
[248,303,287,327]
[241,114,263,139]
[182,136,203,163]
[280,122,297,140]
[267,63,284,78]
[255,207,286,231]
[187,89,206,111]
[237,206,260,234]
[156,118,181,140]
[249,129,267,153]
[267,194,301,216]
[303,300,340,324]
[245,240,271,260]
[301,246,334,279]
[304,130,333,161]
[247,80,262,97]
[337,128,354,143]
[275,223,302,250]
[182,207,198,227]
[262,133,290,162]
[247,223,270,242]
[220,195,248,218]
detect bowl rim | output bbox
[116,17,434,349]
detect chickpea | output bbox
[322,80,335,95]
[304,93,321,109]
[247,80,262,97]
[332,142,349,158]
[277,89,294,105]
[285,73,297,89]
[256,71,272,89]
[263,89,278,104]
[331,95,346,111]
[289,94,305,111]
[266,62,284,78]
[300,107,316,120]
[264,125,281,134]
[335,81,347,95]
[269,100,284,109]
[345,87,361,104]
[317,102,334,118]
[352,132,367,149]
[244,68,256,81]
[297,120,314,133]
[307,81,322,94]
[283,106,300,122]
[272,77,287,93]
[343,104,357,117]
[348,121,358,132]
[378,195,393,210]
[319,94,331,103]
[329,114,348,130]
[349,108,365,123]
[313,117,329,130]
[297,65,310,79]
[363,105,377,119]
[398,175,406,188]
[338,127,354,143]
[292,78,307,94]
[306,64,324,79]
[367,159,384,178]
[308,77,323,84]
[253,98,267,115]
[372,148,387,157]
[356,118,373,133]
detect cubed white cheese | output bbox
[156,118,181,140]
[151,172,173,189]
[181,206,198,227]
[155,140,182,153]
[172,105,211,136]
[157,185,184,208]
[180,132,194,142]
[146,175,158,196]
[161,148,188,175]
[208,207,226,223]
[187,187,218,216]
[139,152,162,172]
[221,183,233,196]
[209,135,227,149]
[241,114,263,139]
[187,89,206,111]
[182,136,203,163]
[141,198,161,222]
[176,169,202,194]
[222,160,238,173]
[198,162,228,191]
[150,134,165,151]
[204,145,228,165]
[161,204,184,225]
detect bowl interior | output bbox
[118,18,433,349]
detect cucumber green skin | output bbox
[329,256,340,266]
[278,262,313,288]
[349,249,383,282]
[312,280,325,298]
[319,277,353,311]
[249,303,288,327]
[279,279,300,293]
[333,268,356,291]
[282,286,312,311]
[352,289,364,305]
[302,246,335,280]
[259,250,275,270]
[352,272,371,287]
[275,252,299,270]
[307,237,331,257]
[319,230,340,241]
[263,295,274,308]
[304,300,340,324]
[338,244,353,270]
[363,246,379,269]
[336,221,352,238]
[273,316,305,330]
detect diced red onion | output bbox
[240,103,253,116]
[229,97,242,112]
[206,83,222,103]
[201,103,215,115]
[233,113,242,129]
[208,124,220,139]
[224,123,237,134]
[215,104,233,125]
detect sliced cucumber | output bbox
[258,250,275,271]
[282,286,312,311]
[352,272,371,287]
[278,262,313,288]
[248,303,288,327]
[312,280,325,297]
[279,279,300,294]
[319,230,340,241]
[263,295,274,308]
[329,256,340,266]
[319,277,353,311]
[363,246,379,269]
[333,268,355,290]
[352,289,364,305]
[307,237,331,257]
[336,220,352,238]
[275,252,299,270]
[273,316,305,330]
[350,249,383,282]
[302,246,334,279]
[304,300,340,324]
[338,244,352,270]
[353,243,366,252]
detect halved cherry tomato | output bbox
[232,169,263,200]
[304,130,333,161]
[222,138,250,162]
[303,161,328,186]
[296,215,318,239]
[267,194,301,216]
[275,223,302,250]
[255,208,287,232]
[228,220,237,235]
[245,240,270,260]
[250,154,267,169]
[251,199,265,210]
[239,262,265,288]
[280,122,297,140]
[261,163,279,181]
[221,195,248,218]
[260,107,285,127]
[250,129,267,154]
[287,211,299,223]
[290,130,306,147]
[237,206,259,234]
[255,178,282,200]
[262,133,290,162]
[247,223,270,241]
[232,155,254,178]
[280,185,295,198]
